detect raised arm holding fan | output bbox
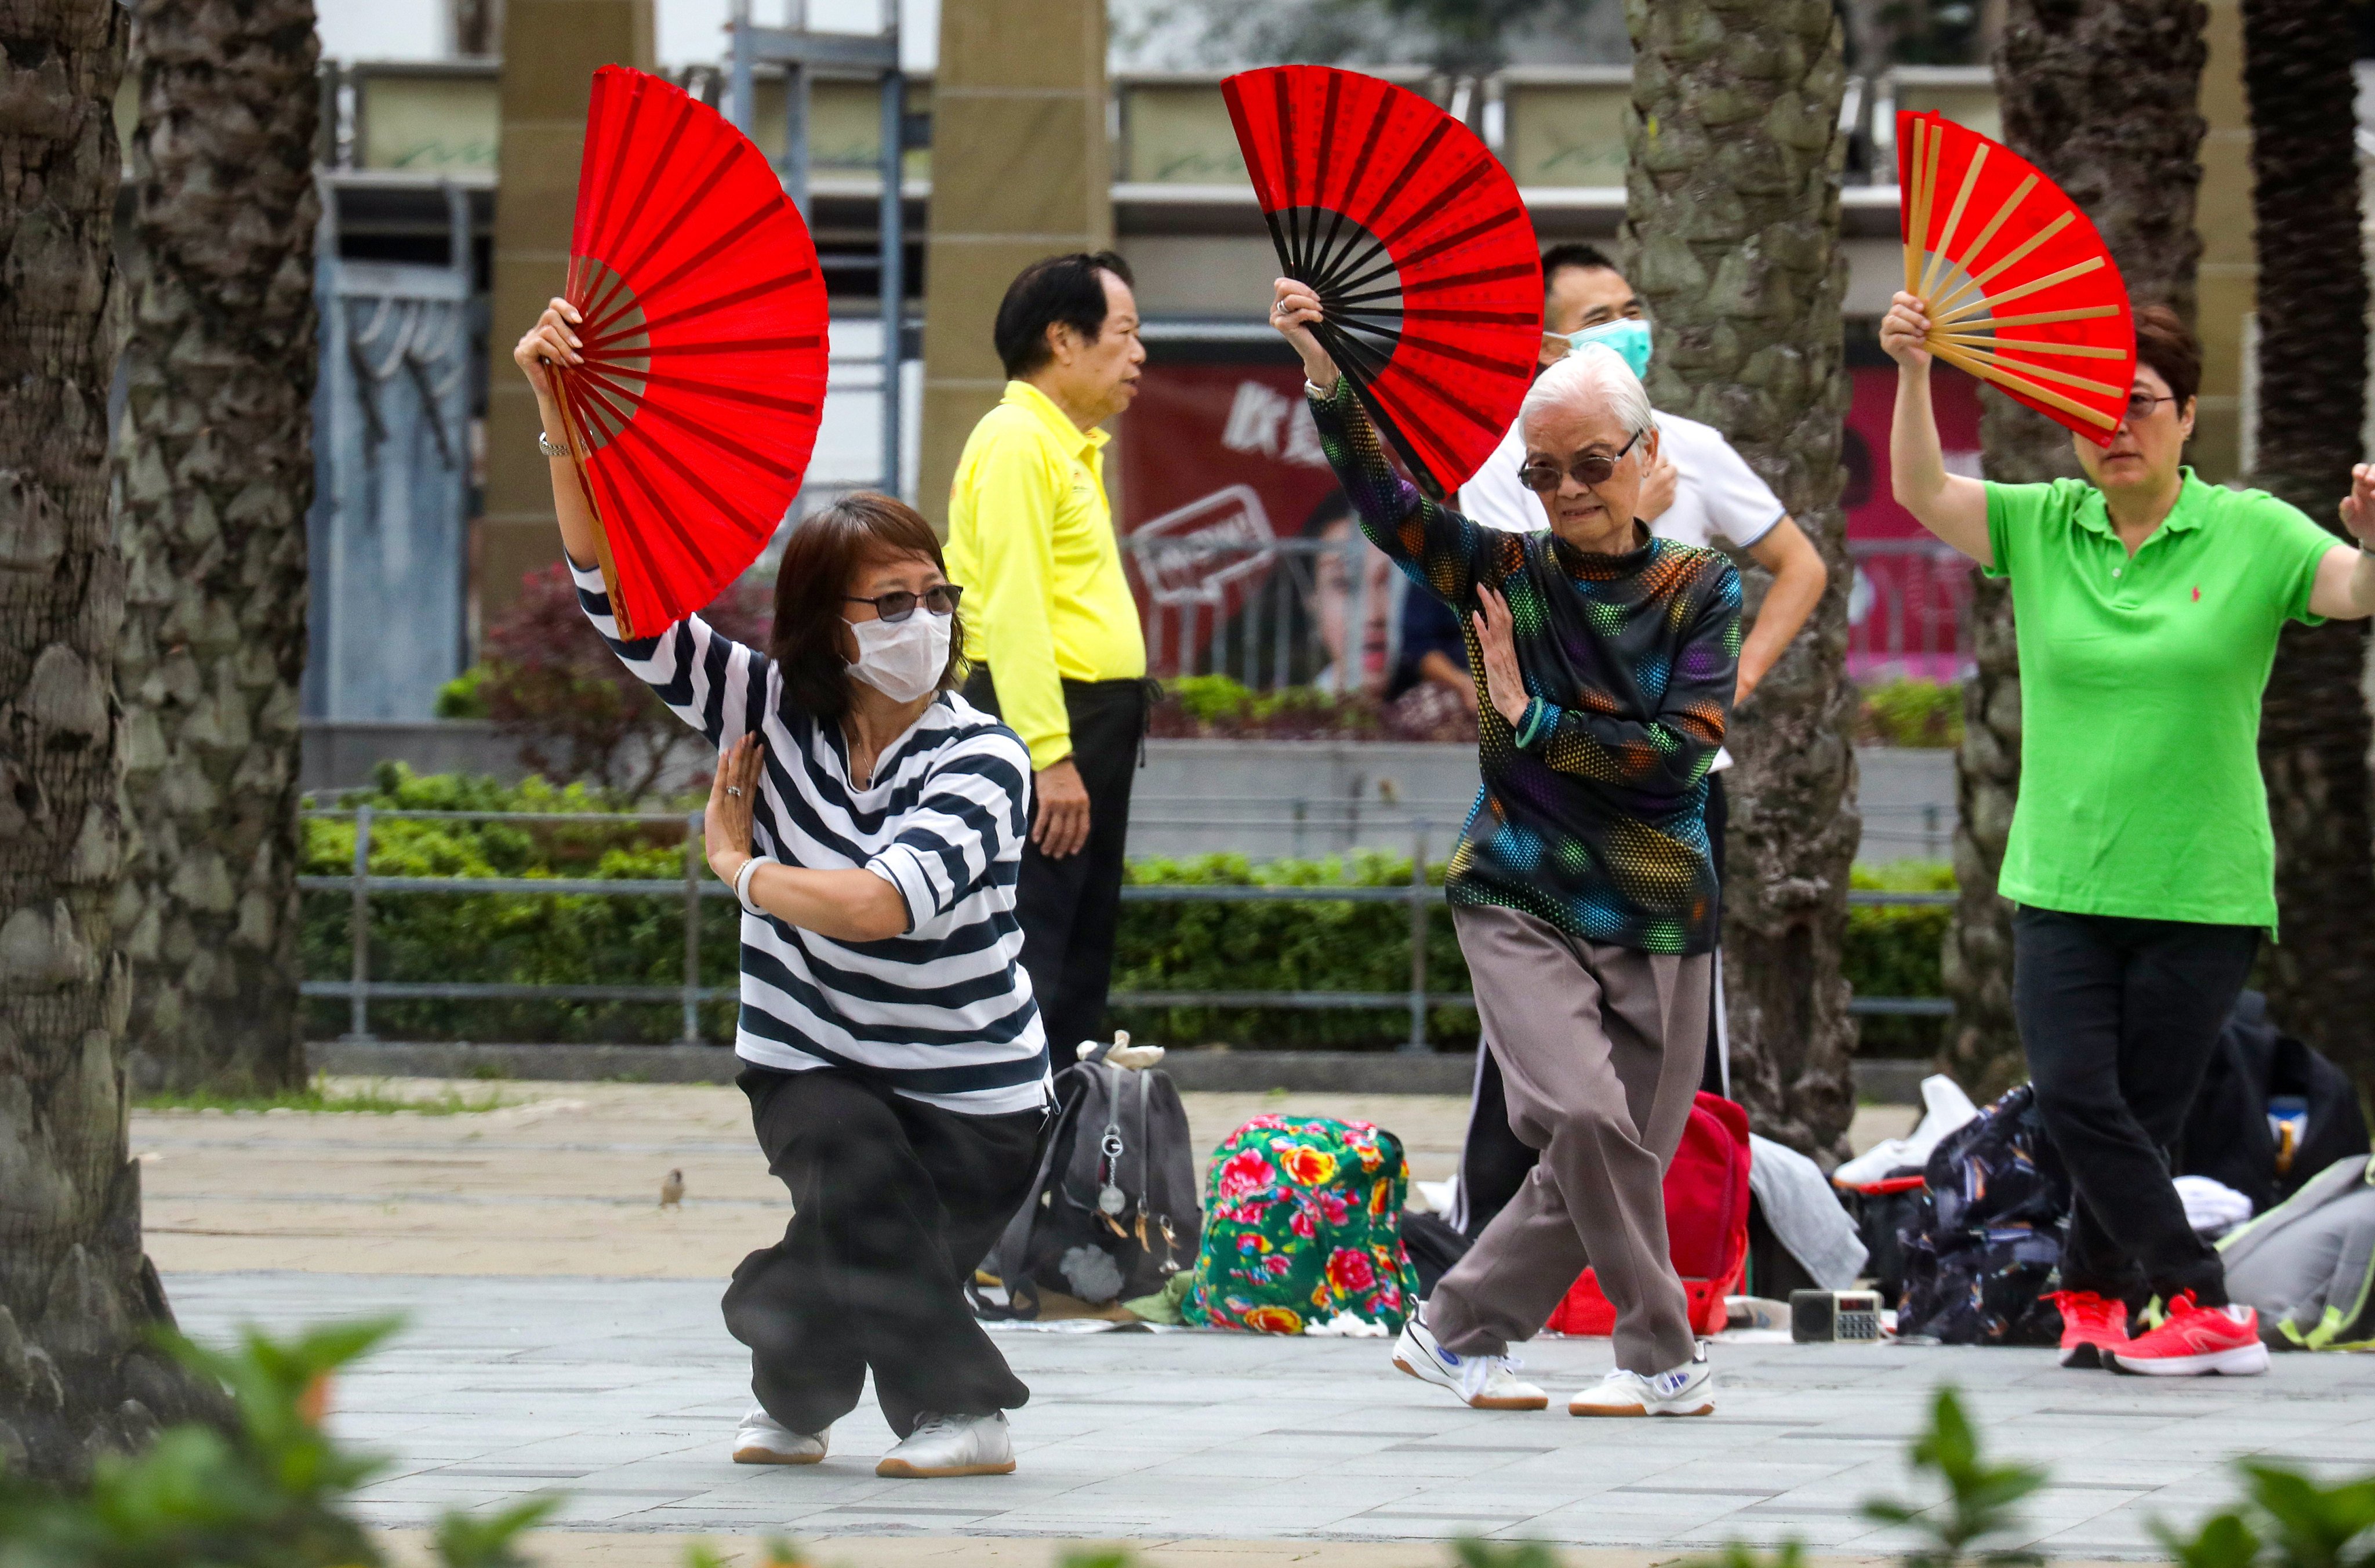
[514,66,1045,1480]
[1880,111,2375,1380]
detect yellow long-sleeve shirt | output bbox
[945,380,1145,770]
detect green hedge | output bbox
[304,768,1950,1054]
[1847,859,1955,1058]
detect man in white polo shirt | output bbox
[1448,244,1829,1239]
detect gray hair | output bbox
[1519,343,1653,444]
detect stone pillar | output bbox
[478,0,653,622]
[916,0,1113,531]
[2192,0,2251,482]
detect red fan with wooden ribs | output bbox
[553,66,829,639]
[1897,111,2136,446]
[1222,66,1542,498]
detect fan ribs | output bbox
[562,65,828,630]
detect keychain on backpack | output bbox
[1098,1123,1127,1219]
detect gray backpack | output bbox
[2220,1153,2375,1351]
[969,1042,1203,1319]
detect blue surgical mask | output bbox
[1567,316,1652,380]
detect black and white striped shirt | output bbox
[574,562,1051,1115]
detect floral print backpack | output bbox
[1184,1113,1422,1334]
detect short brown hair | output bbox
[2132,303,2200,411]
[768,492,965,721]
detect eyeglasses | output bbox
[1517,430,1644,493]
[2123,391,2176,422]
[844,585,963,622]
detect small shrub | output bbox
[1147,674,1387,741]
[434,664,488,719]
[1862,1387,2046,1568]
[1684,1387,2039,1568]
[2161,1462,2375,1568]
[1858,678,1965,749]
[0,1319,553,1567]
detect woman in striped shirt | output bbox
[515,300,1047,1482]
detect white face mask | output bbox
[845,611,952,703]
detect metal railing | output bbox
[1126,528,1981,692]
[297,807,1955,1052]
[1129,529,1397,691]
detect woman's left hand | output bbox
[705,734,763,880]
[1270,278,1338,393]
[2341,464,2375,547]
[1471,585,1531,728]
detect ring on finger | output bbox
[725,786,742,797]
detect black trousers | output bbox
[962,670,1146,1057]
[1455,772,1727,1239]
[2011,906,2260,1309]
[721,1065,1042,1439]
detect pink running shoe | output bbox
[2052,1290,2130,1370]
[2105,1292,2269,1377]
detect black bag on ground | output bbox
[968,1047,1203,1320]
[1897,1084,2072,1345]
[1837,1181,1925,1307]
[1399,1210,1472,1300]
[2181,990,2370,1215]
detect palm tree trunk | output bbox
[0,0,221,1481]
[112,0,322,1092]
[2240,0,2374,1083]
[1624,0,1860,1157]
[1946,0,2209,1096]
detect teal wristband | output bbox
[1515,697,1551,750]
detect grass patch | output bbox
[135,1076,513,1115]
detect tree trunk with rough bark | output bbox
[112,0,321,1092]
[2240,0,2374,1084]
[1625,0,1860,1158]
[0,0,221,1482]
[1945,0,2208,1097]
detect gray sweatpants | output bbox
[1427,904,1711,1375]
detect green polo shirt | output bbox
[1985,471,2339,930]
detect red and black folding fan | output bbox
[1898,111,2135,447]
[554,66,830,638]
[1222,66,1542,498]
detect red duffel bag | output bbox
[1542,1091,1751,1337]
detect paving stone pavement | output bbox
[168,1272,2375,1559]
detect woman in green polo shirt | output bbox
[1882,295,2375,1376]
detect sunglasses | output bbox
[1518,430,1646,493]
[844,584,963,622]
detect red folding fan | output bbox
[1222,66,1542,498]
[554,66,830,638]
[1898,111,2135,446]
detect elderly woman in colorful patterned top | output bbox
[1268,277,1742,1419]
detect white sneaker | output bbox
[875,1410,1016,1478]
[1392,1316,1549,1410]
[732,1404,828,1464]
[1571,1344,1716,1417]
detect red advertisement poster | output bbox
[1117,363,1394,687]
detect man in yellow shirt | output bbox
[949,252,1148,1056]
